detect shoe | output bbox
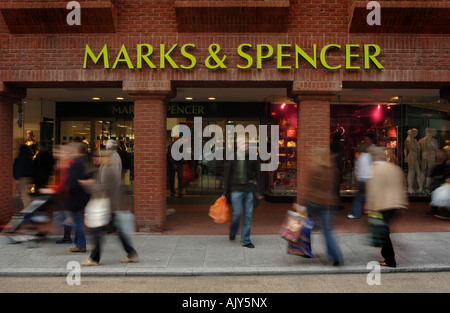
[229,234,235,241]
[347,214,359,219]
[379,261,396,268]
[121,254,139,263]
[333,261,343,266]
[69,247,86,253]
[242,243,255,248]
[81,258,99,266]
[427,210,437,216]
[56,237,72,244]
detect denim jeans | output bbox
[230,191,254,245]
[70,210,86,249]
[351,182,366,218]
[306,201,343,264]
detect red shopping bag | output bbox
[209,196,231,224]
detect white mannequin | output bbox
[404,128,423,194]
[418,128,438,191]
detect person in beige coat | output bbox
[366,147,408,267]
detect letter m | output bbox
[84,44,109,69]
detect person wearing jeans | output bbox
[224,137,262,249]
[229,191,254,247]
[349,140,373,219]
[302,149,343,266]
[306,201,343,265]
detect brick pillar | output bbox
[130,94,169,232]
[292,96,332,203]
[0,84,26,226]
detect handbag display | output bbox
[208,196,231,224]
[84,197,111,228]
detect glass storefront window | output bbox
[331,94,450,196]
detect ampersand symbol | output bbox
[205,44,227,69]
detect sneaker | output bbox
[347,214,359,219]
[81,258,99,266]
[69,247,86,253]
[242,243,255,248]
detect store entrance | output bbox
[167,101,267,196]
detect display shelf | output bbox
[266,125,297,197]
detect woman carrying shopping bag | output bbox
[366,147,408,268]
[79,150,138,266]
[301,149,343,266]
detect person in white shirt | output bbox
[348,139,373,219]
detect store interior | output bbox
[13,87,450,205]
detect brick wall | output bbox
[132,95,168,232]
[296,100,331,203]
[0,96,14,226]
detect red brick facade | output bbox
[0,0,449,231]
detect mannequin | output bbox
[404,128,423,194]
[418,128,438,192]
[25,130,38,159]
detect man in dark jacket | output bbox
[223,138,263,248]
[13,144,34,208]
[65,142,91,253]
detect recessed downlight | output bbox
[208,97,216,100]
[92,97,101,100]
[185,97,194,100]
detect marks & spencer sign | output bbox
[83,43,384,70]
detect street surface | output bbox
[1,272,449,293]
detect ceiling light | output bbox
[208,97,216,100]
[92,97,101,100]
[116,97,124,100]
[185,97,193,100]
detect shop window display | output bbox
[331,100,450,196]
[330,103,397,192]
[266,102,297,198]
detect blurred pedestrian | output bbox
[167,137,184,197]
[65,142,91,253]
[39,144,74,243]
[427,148,447,215]
[366,147,408,268]
[33,141,55,196]
[80,150,139,266]
[348,141,372,219]
[105,139,123,233]
[303,148,343,266]
[330,131,344,210]
[224,136,263,248]
[13,144,34,208]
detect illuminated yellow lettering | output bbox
[84,44,109,69]
[320,44,341,70]
[113,44,134,69]
[237,44,253,69]
[277,44,291,69]
[137,44,156,69]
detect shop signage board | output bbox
[83,43,384,70]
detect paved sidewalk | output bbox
[0,232,449,277]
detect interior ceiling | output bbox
[25,87,447,107]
